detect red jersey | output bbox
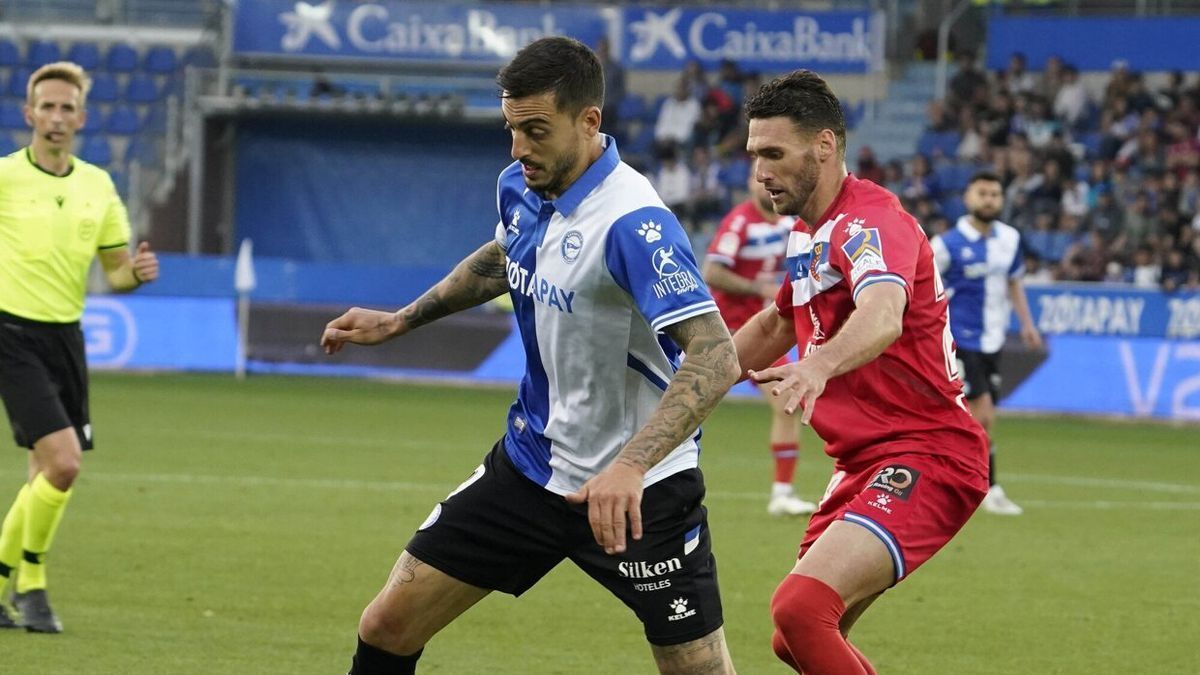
[705,200,795,331]
[775,175,987,470]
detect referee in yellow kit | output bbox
[0,62,158,633]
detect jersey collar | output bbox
[955,216,995,241]
[546,134,619,218]
[25,146,75,178]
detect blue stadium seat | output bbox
[939,195,967,221]
[89,73,118,103]
[106,43,139,73]
[718,155,752,190]
[936,163,975,193]
[916,131,939,158]
[143,45,178,74]
[0,103,26,130]
[66,42,101,71]
[616,95,645,124]
[105,105,140,134]
[1079,131,1102,159]
[124,75,159,103]
[182,45,217,69]
[124,135,156,165]
[79,135,113,166]
[109,167,128,197]
[625,123,656,157]
[7,68,31,98]
[935,131,961,157]
[26,40,61,68]
[143,104,168,133]
[0,132,16,155]
[0,39,20,68]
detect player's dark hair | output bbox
[967,171,1003,188]
[498,37,604,115]
[744,69,846,160]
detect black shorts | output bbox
[406,439,724,646]
[957,349,1001,402]
[0,311,93,450]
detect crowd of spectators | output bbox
[604,46,1200,293]
[604,54,762,234]
[892,51,1200,292]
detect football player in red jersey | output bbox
[733,70,989,673]
[702,173,816,517]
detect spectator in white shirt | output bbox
[654,78,702,150]
[1053,65,1089,130]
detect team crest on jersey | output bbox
[841,223,886,283]
[508,208,521,235]
[637,221,664,244]
[78,218,97,241]
[561,230,584,263]
[810,242,827,281]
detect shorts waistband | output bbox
[0,311,80,330]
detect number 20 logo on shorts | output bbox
[868,465,921,501]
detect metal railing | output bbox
[0,0,218,26]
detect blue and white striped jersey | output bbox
[931,217,1024,354]
[494,136,718,495]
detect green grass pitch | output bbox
[0,373,1196,674]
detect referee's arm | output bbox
[98,241,159,292]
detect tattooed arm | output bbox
[617,311,740,471]
[322,241,508,354]
[565,311,740,554]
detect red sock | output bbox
[772,629,800,670]
[770,574,870,674]
[772,443,798,484]
[848,642,877,675]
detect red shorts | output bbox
[798,452,987,584]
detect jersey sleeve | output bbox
[97,175,131,250]
[705,211,747,268]
[605,205,717,332]
[829,208,920,305]
[493,221,508,251]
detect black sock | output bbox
[988,442,996,487]
[349,637,423,675]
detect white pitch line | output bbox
[1015,500,1200,511]
[1006,473,1200,495]
[1,469,1196,510]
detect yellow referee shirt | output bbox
[0,147,130,323]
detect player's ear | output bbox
[582,105,601,137]
[818,129,838,162]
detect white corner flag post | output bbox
[234,238,257,381]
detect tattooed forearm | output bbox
[388,552,426,588]
[616,313,740,472]
[398,242,509,332]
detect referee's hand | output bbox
[565,460,645,555]
[132,241,158,283]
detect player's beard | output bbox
[773,150,820,217]
[526,146,580,199]
[969,205,1001,222]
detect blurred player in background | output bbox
[734,70,988,673]
[702,174,816,517]
[0,62,159,633]
[931,173,1043,515]
[321,37,740,674]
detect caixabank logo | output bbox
[625,7,878,70]
[82,298,138,368]
[269,0,567,59]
